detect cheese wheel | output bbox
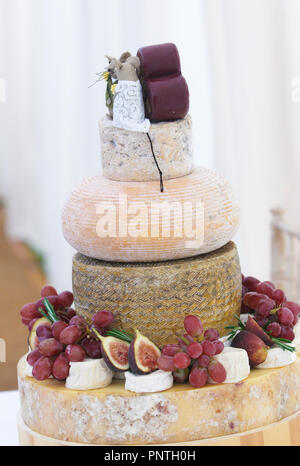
[62,167,240,262]
[72,242,241,347]
[99,115,193,181]
[18,352,300,445]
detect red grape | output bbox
[173,352,191,369]
[52,320,68,340]
[243,276,260,291]
[81,338,102,359]
[266,322,281,338]
[256,299,275,317]
[280,326,295,341]
[32,356,53,381]
[92,310,114,329]
[277,307,294,326]
[243,292,267,310]
[69,315,87,329]
[184,315,203,337]
[59,325,81,345]
[157,355,175,372]
[198,354,211,368]
[36,325,52,342]
[173,368,189,383]
[273,289,286,306]
[65,344,86,362]
[161,344,181,357]
[256,282,275,299]
[263,281,276,290]
[208,361,226,383]
[38,338,64,357]
[187,342,203,359]
[27,349,42,367]
[41,285,58,298]
[66,308,77,320]
[204,328,219,341]
[58,291,74,308]
[202,340,216,356]
[242,285,248,297]
[189,367,208,388]
[20,302,40,326]
[52,353,70,380]
[213,340,224,355]
[285,301,300,316]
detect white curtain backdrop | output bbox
[0,0,300,290]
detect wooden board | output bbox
[17,411,300,446]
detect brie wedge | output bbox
[210,346,250,383]
[257,347,296,369]
[125,370,173,393]
[65,358,113,390]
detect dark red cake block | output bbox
[146,75,189,122]
[137,43,189,122]
[137,43,181,79]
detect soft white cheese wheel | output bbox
[210,346,250,384]
[66,358,113,390]
[125,370,173,393]
[293,321,300,349]
[257,347,296,369]
[62,167,240,262]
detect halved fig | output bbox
[100,335,130,372]
[128,330,161,375]
[28,317,52,350]
[245,315,274,347]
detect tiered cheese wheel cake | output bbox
[18,43,300,446]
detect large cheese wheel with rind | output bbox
[18,353,300,445]
[62,167,240,263]
[72,242,241,347]
[99,115,193,182]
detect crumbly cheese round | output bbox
[99,115,193,182]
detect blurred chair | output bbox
[271,208,300,301]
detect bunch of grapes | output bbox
[157,315,226,388]
[22,285,114,381]
[242,275,300,341]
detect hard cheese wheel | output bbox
[18,353,300,445]
[62,167,240,262]
[99,115,193,182]
[72,242,241,346]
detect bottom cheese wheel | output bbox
[18,353,300,445]
[72,241,242,347]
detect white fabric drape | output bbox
[0,0,213,289]
[1,0,300,290]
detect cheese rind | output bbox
[72,242,242,347]
[18,353,300,445]
[62,167,240,262]
[99,115,193,181]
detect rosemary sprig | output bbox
[225,314,245,340]
[38,298,60,324]
[93,327,134,344]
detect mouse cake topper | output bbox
[90,43,189,192]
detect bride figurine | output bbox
[106,52,150,133]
